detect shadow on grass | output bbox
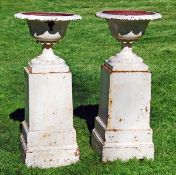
[9,108,25,131]
[74,104,98,134]
[9,108,25,122]
[9,105,99,138]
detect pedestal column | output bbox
[92,44,154,161]
[21,67,79,168]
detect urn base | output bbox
[104,46,149,72]
[92,117,154,161]
[20,122,79,168]
[28,47,70,73]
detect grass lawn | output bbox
[0,0,176,174]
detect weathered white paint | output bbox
[14,12,82,73]
[21,68,79,168]
[28,46,70,74]
[105,45,149,72]
[92,65,154,161]
[15,12,81,21]
[92,10,161,161]
[96,11,161,21]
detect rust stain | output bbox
[107,128,119,131]
[43,133,51,138]
[134,136,139,142]
[74,148,80,156]
[107,96,113,129]
[27,66,32,73]
[102,64,111,73]
[27,151,33,153]
[102,64,149,73]
[119,118,124,122]
[145,106,148,112]
[109,98,112,107]
[107,115,112,128]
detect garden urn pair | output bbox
[15,10,161,168]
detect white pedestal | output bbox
[21,68,79,168]
[92,65,154,161]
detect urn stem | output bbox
[121,42,132,49]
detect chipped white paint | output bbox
[106,45,149,71]
[96,10,161,20]
[21,68,79,168]
[92,65,154,161]
[15,12,82,73]
[15,12,81,168]
[15,12,81,21]
[92,10,162,161]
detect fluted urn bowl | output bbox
[15,12,81,73]
[96,10,161,42]
[15,12,81,43]
[96,10,162,71]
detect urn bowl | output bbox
[96,10,161,42]
[15,12,82,43]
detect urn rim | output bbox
[96,10,162,21]
[14,12,82,21]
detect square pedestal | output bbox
[92,65,154,161]
[21,68,79,168]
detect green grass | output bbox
[0,0,176,174]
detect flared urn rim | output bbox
[15,12,82,21]
[96,10,162,21]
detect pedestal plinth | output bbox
[21,68,79,168]
[92,65,154,161]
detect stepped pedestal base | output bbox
[92,117,154,161]
[20,122,79,168]
[92,65,154,161]
[22,68,79,168]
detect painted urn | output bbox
[15,12,82,73]
[96,10,162,71]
